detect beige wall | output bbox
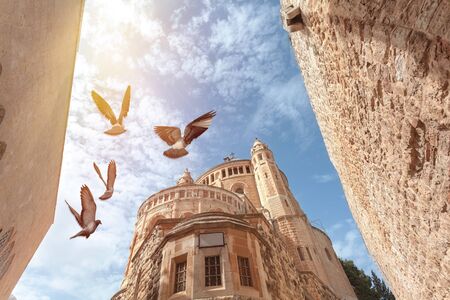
[159,228,264,300]
[281,0,450,298]
[312,228,357,300]
[0,1,84,298]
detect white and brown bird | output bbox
[154,110,216,159]
[93,160,116,200]
[65,185,102,239]
[91,85,131,135]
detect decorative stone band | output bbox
[137,184,257,219]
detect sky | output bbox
[13,0,379,299]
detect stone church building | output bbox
[112,140,357,300]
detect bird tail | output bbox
[99,191,112,201]
[70,230,86,239]
[163,148,189,159]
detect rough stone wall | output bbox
[257,225,338,300]
[281,0,450,299]
[112,226,164,300]
[0,1,84,298]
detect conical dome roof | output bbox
[177,169,194,186]
[251,138,268,154]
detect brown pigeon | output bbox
[91,85,131,135]
[93,160,116,200]
[65,185,102,239]
[154,110,216,159]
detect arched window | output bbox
[231,183,246,195]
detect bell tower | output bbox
[250,139,303,217]
[250,139,332,284]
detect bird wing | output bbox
[106,160,116,189]
[93,162,107,187]
[91,90,118,125]
[183,110,216,145]
[65,200,83,228]
[118,85,131,125]
[154,126,182,146]
[80,185,97,226]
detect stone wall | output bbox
[281,0,450,299]
[112,225,164,300]
[257,224,338,300]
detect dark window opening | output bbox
[238,166,243,174]
[306,247,313,260]
[235,187,244,194]
[297,247,305,261]
[228,168,232,176]
[222,169,226,178]
[237,256,252,287]
[245,166,251,173]
[174,261,187,293]
[205,256,222,287]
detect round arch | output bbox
[230,182,248,195]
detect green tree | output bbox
[371,271,395,300]
[339,259,395,300]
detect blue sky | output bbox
[13,1,379,299]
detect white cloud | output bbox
[327,219,380,276]
[313,173,337,183]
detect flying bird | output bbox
[154,110,216,159]
[93,160,116,200]
[91,85,131,135]
[65,185,102,239]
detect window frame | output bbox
[237,256,252,287]
[174,260,187,293]
[204,255,222,287]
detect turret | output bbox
[250,139,331,286]
[250,139,303,218]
